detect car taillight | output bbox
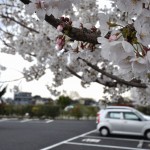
[96,113,100,123]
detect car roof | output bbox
[105,106,135,110]
[100,108,133,113]
[106,109,132,112]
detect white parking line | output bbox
[45,120,53,123]
[40,129,96,150]
[85,135,150,142]
[67,141,150,150]
[82,138,101,143]
[20,119,31,123]
[137,140,144,148]
[0,118,8,122]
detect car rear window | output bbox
[106,112,121,119]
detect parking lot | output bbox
[42,130,150,150]
[0,119,150,150]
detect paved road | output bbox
[0,119,150,150]
[0,119,95,150]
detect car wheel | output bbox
[100,127,109,136]
[145,130,150,140]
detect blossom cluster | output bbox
[24,0,150,81]
[25,0,78,20]
[97,0,150,80]
[3,0,150,102]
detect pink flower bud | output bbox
[55,44,63,50]
[109,35,118,42]
[56,38,62,45]
[57,25,63,32]
[55,35,65,50]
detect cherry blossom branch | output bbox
[0,36,15,50]
[46,15,100,44]
[79,58,147,88]
[66,66,117,87]
[0,28,14,37]
[0,77,25,83]
[1,14,39,33]
[20,0,31,4]
[20,0,100,44]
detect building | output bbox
[78,98,97,106]
[32,95,53,105]
[14,92,32,105]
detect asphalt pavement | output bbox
[0,119,95,150]
[0,119,150,150]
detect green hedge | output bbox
[0,103,98,119]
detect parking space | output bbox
[0,118,54,124]
[41,130,150,150]
[0,119,96,150]
[0,119,150,150]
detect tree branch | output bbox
[0,77,24,83]
[66,66,117,87]
[79,58,147,88]
[20,0,100,44]
[20,0,30,4]
[1,14,39,34]
[0,36,15,50]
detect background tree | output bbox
[70,104,83,120]
[56,95,72,109]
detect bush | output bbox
[43,105,60,119]
[31,105,44,118]
[4,105,14,116]
[136,105,150,115]
[70,105,83,120]
[0,104,5,115]
[84,106,99,118]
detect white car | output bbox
[96,106,150,139]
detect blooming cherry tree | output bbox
[0,0,150,103]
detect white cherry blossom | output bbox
[98,13,110,36]
[116,0,143,16]
[131,57,147,75]
[98,37,135,65]
[25,0,47,20]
